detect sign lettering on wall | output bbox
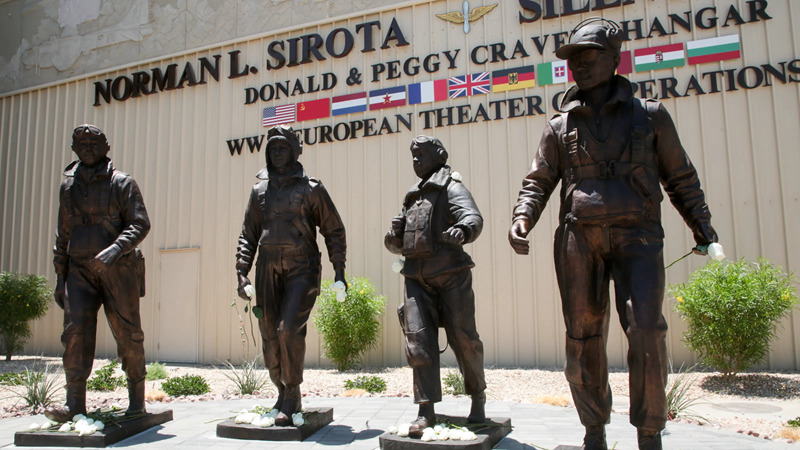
[88,0,799,152]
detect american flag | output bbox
[448,72,491,98]
[262,104,295,127]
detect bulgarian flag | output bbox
[687,34,741,65]
[537,61,573,85]
[634,43,685,72]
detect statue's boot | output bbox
[408,402,436,438]
[274,385,302,426]
[468,392,486,423]
[582,425,608,450]
[268,367,284,411]
[45,382,86,423]
[126,379,146,416]
[637,427,662,450]
[272,384,285,412]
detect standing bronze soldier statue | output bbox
[236,125,347,426]
[50,124,150,421]
[508,19,718,450]
[385,136,486,438]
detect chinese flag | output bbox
[296,98,330,121]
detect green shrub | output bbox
[87,360,126,391]
[146,361,168,381]
[344,375,387,393]
[313,276,386,371]
[671,258,798,378]
[0,273,52,360]
[161,374,210,396]
[443,369,466,395]
[0,371,40,386]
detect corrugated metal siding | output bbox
[1,0,799,369]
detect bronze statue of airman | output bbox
[509,18,718,450]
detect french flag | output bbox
[408,79,449,105]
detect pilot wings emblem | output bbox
[436,1,498,34]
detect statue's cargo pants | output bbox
[554,222,668,431]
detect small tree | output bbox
[0,272,52,360]
[313,276,386,371]
[671,258,798,379]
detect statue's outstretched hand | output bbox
[508,219,532,255]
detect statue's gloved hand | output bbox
[334,268,347,292]
[441,226,465,245]
[54,274,66,309]
[508,218,532,255]
[692,222,718,254]
[90,245,121,275]
[390,215,406,236]
[237,274,253,301]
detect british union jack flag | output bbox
[448,72,491,98]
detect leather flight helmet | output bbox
[555,17,623,60]
[265,125,303,167]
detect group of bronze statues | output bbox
[49,19,718,450]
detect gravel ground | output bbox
[1,356,799,443]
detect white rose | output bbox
[94,421,105,431]
[256,416,274,428]
[708,242,726,260]
[268,408,280,418]
[387,425,399,434]
[398,423,411,437]
[244,284,256,298]
[450,429,464,440]
[333,281,347,302]
[58,423,72,432]
[451,171,463,182]
[461,431,478,441]
[392,258,405,274]
[72,414,87,422]
[28,423,40,431]
[437,428,450,440]
[40,422,53,430]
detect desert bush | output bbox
[344,375,387,393]
[161,374,210,396]
[313,276,386,371]
[146,361,168,381]
[671,258,798,378]
[9,363,63,410]
[87,360,126,391]
[220,356,269,395]
[0,272,52,360]
[443,369,466,395]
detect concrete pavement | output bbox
[1,395,798,449]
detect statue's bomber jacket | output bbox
[512,75,713,241]
[53,158,150,274]
[385,165,483,279]
[236,163,346,276]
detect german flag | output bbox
[491,65,535,93]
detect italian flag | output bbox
[634,43,685,72]
[687,34,741,65]
[537,61,573,85]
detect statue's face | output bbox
[268,140,294,172]
[411,144,442,179]
[72,134,109,167]
[567,48,618,92]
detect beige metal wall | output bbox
[2,0,799,370]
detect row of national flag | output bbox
[263,34,741,127]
